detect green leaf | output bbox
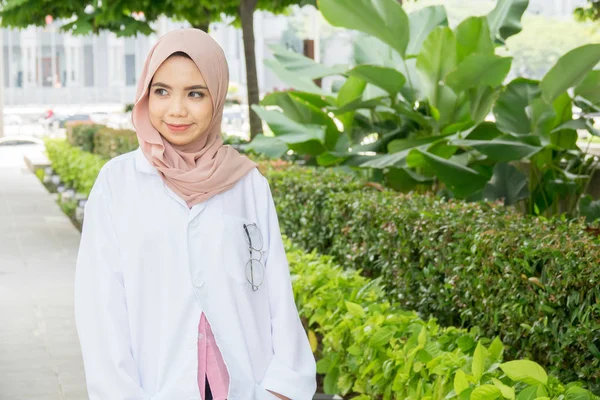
[268,44,347,79]
[251,106,327,156]
[389,133,456,153]
[486,0,529,44]
[565,386,593,400]
[264,59,324,95]
[319,0,410,57]
[347,65,406,96]
[451,137,540,162]
[472,342,486,382]
[323,366,340,394]
[337,76,367,107]
[574,70,600,106]
[516,386,537,400]
[407,6,448,57]
[384,167,432,192]
[455,17,495,61]
[345,300,366,318]
[369,327,397,348]
[492,378,516,399]
[489,337,505,362]
[416,27,458,126]
[482,163,529,206]
[454,369,470,395]
[499,360,548,386]
[409,149,489,198]
[579,194,600,223]
[494,78,541,135]
[446,54,512,92]
[540,44,600,103]
[471,384,501,400]
[528,98,556,136]
[469,86,501,124]
[243,134,287,159]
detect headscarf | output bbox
[132,28,258,208]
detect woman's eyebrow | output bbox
[151,82,208,90]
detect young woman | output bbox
[74,28,317,400]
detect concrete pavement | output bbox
[0,144,88,400]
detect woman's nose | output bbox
[168,98,188,117]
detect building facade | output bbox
[1,12,296,107]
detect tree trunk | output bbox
[239,0,262,139]
[192,21,210,33]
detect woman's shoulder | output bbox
[92,149,138,196]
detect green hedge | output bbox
[68,123,104,153]
[37,140,600,398]
[44,139,107,197]
[292,238,598,399]
[44,138,600,392]
[267,167,600,391]
[69,124,138,159]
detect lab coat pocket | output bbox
[222,215,266,288]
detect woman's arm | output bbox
[257,176,317,400]
[74,171,148,400]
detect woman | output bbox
[73,28,317,400]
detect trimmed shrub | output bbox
[93,127,139,159]
[68,123,104,153]
[44,138,107,197]
[285,238,598,399]
[45,138,600,391]
[269,172,600,390]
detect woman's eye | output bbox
[189,91,205,98]
[154,88,168,96]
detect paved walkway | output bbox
[0,145,88,400]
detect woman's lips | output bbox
[165,123,192,132]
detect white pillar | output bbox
[108,32,125,87]
[64,33,82,87]
[50,27,57,87]
[21,27,37,88]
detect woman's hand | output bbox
[266,389,291,400]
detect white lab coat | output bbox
[74,147,317,400]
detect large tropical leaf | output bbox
[416,27,458,126]
[260,92,341,149]
[347,65,406,96]
[483,162,529,205]
[493,78,541,134]
[264,59,324,95]
[319,0,410,58]
[486,0,529,44]
[580,194,600,223]
[243,134,288,159]
[251,106,327,156]
[445,54,512,92]
[268,44,348,79]
[452,137,540,161]
[469,86,501,124]
[406,6,448,57]
[455,17,495,61]
[574,70,600,106]
[408,149,489,197]
[336,76,367,134]
[540,44,600,103]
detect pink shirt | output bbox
[197,312,230,400]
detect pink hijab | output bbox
[132,28,257,208]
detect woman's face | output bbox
[148,55,214,147]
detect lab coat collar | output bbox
[134,147,159,176]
